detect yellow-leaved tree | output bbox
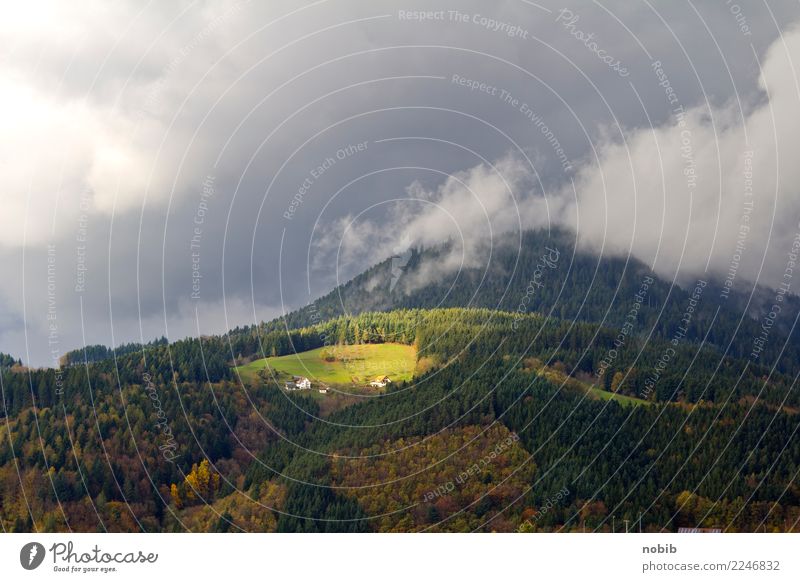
[185,459,221,502]
[170,459,221,508]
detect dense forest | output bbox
[2,231,800,532]
[59,337,168,367]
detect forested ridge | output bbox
[227,229,800,375]
[2,231,800,532]
[59,337,168,367]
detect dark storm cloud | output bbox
[1,0,798,365]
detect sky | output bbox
[1,0,799,366]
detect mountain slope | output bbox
[231,229,800,376]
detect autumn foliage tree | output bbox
[171,459,221,508]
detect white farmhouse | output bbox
[370,375,392,388]
[285,376,312,391]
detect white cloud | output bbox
[318,27,800,293]
[563,27,800,286]
[311,153,557,288]
[0,0,251,248]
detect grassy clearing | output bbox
[587,386,650,407]
[234,343,417,388]
[525,360,651,407]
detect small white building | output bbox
[370,375,392,388]
[285,376,312,391]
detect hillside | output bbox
[3,230,800,533]
[236,343,416,387]
[228,229,800,377]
